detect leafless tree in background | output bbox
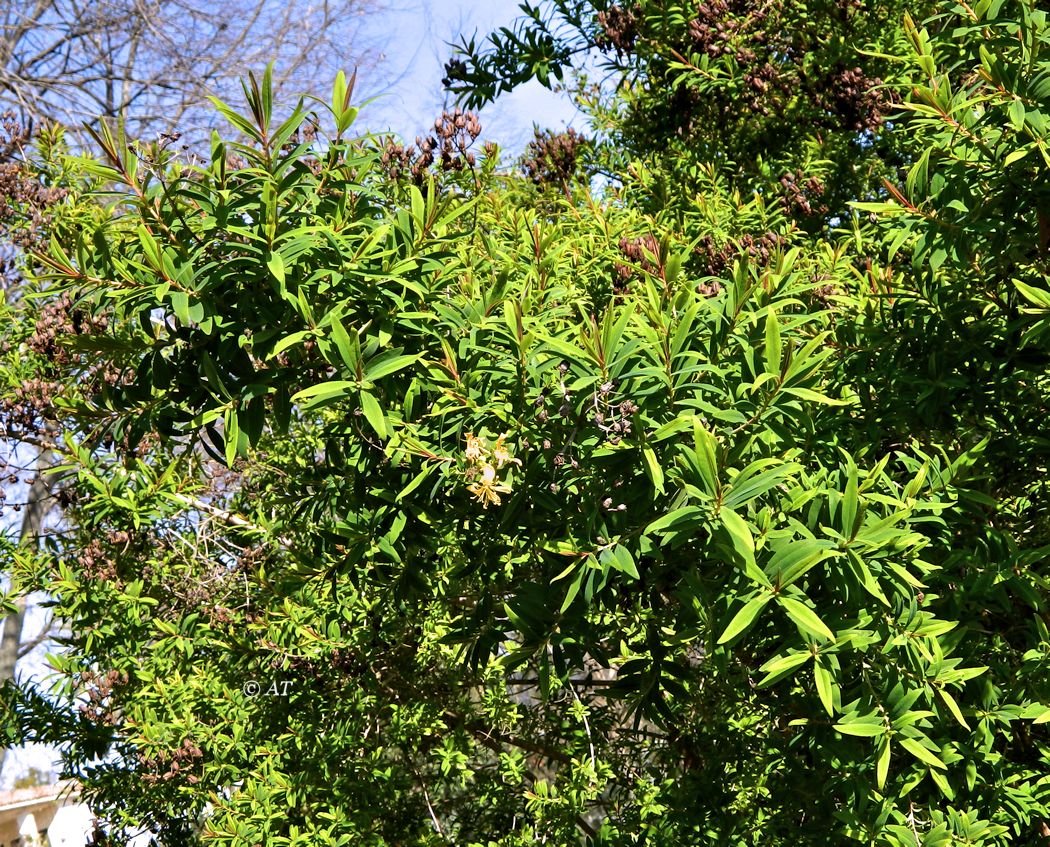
[0,0,387,141]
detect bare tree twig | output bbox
[0,0,389,143]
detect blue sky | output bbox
[358,0,584,152]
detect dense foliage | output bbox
[445,0,937,222]
[1,1,1050,845]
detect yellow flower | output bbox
[491,433,522,470]
[464,432,488,464]
[467,463,511,508]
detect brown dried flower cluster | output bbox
[596,1,892,139]
[589,379,636,447]
[139,736,204,785]
[0,112,68,265]
[688,0,770,59]
[28,293,108,366]
[381,108,481,184]
[812,64,891,132]
[2,376,62,433]
[807,272,840,307]
[521,128,586,187]
[613,234,660,292]
[75,537,119,582]
[779,170,829,219]
[440,58,468,89]
[596,4,641,56]
[77,668,128,725]
[2,293,112,435]
[695,231,784,281]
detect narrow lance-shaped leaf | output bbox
[841,462,859,540]
[359,390,388,439]
[899,737,947,770]
[718,593,771,644]
[691,419,719,498]
[765,308,781,377]
[757,651,811,687]
[642,445,665,494]
[720,509,771,588]
[834,716,886,737]
[876,736,891,789]
[813,661,835,716]
[936,688,970,729]
[778,595,835,641]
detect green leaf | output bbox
[1009,97,1026,132]
[778,596,834,641]
[409,185,425,234]
[720,509,771,588]
[906,147,932,197]
[207,95,264,142]
[899,737,947,770]
[813,661,835,716]
[841,464,859,540]
[1014,279,1050,309]
[396,465,438,502]
[833,718,886,737]
[330,318,359,373]
[844,551,891,606]
[876,736,891,789]
[912,618,957,638]
[765,309,782,377]
[722,462,799,510]
[757,651,811,687]
[782,387,849,405]
[201,352,232,400]
[651,418,691,442]
[359,391,388,439]
[292,380,357,404]
[364,352,420,382]
[224,408,240,465]
[691,419,720,497]
[768,540,835,588]
[717,594,771,644]
[171,291,190,324]
[270,330,314,359]
[267,251,286,286]
[936,688,970,729]
[1003,146,1030,166]
[332,69,358,134]
[642,445,665,494]
[601,544,640,580]
[644,506,706,536]
[559,567,586,613]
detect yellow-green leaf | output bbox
[642,445,665,494]
[359,391,388,439]
[267,251,286,285]
[721,509,771,588]
[718,594,771,644]
[765,309,782,377]
[876,736,891,789]
[937,688,970,730]
[778,596,834,641]
[814,661,835,716]
[899,737,946,770]
[834,719,885,737]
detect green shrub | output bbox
[2,3,1049,844]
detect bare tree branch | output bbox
[0,0,388,142]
